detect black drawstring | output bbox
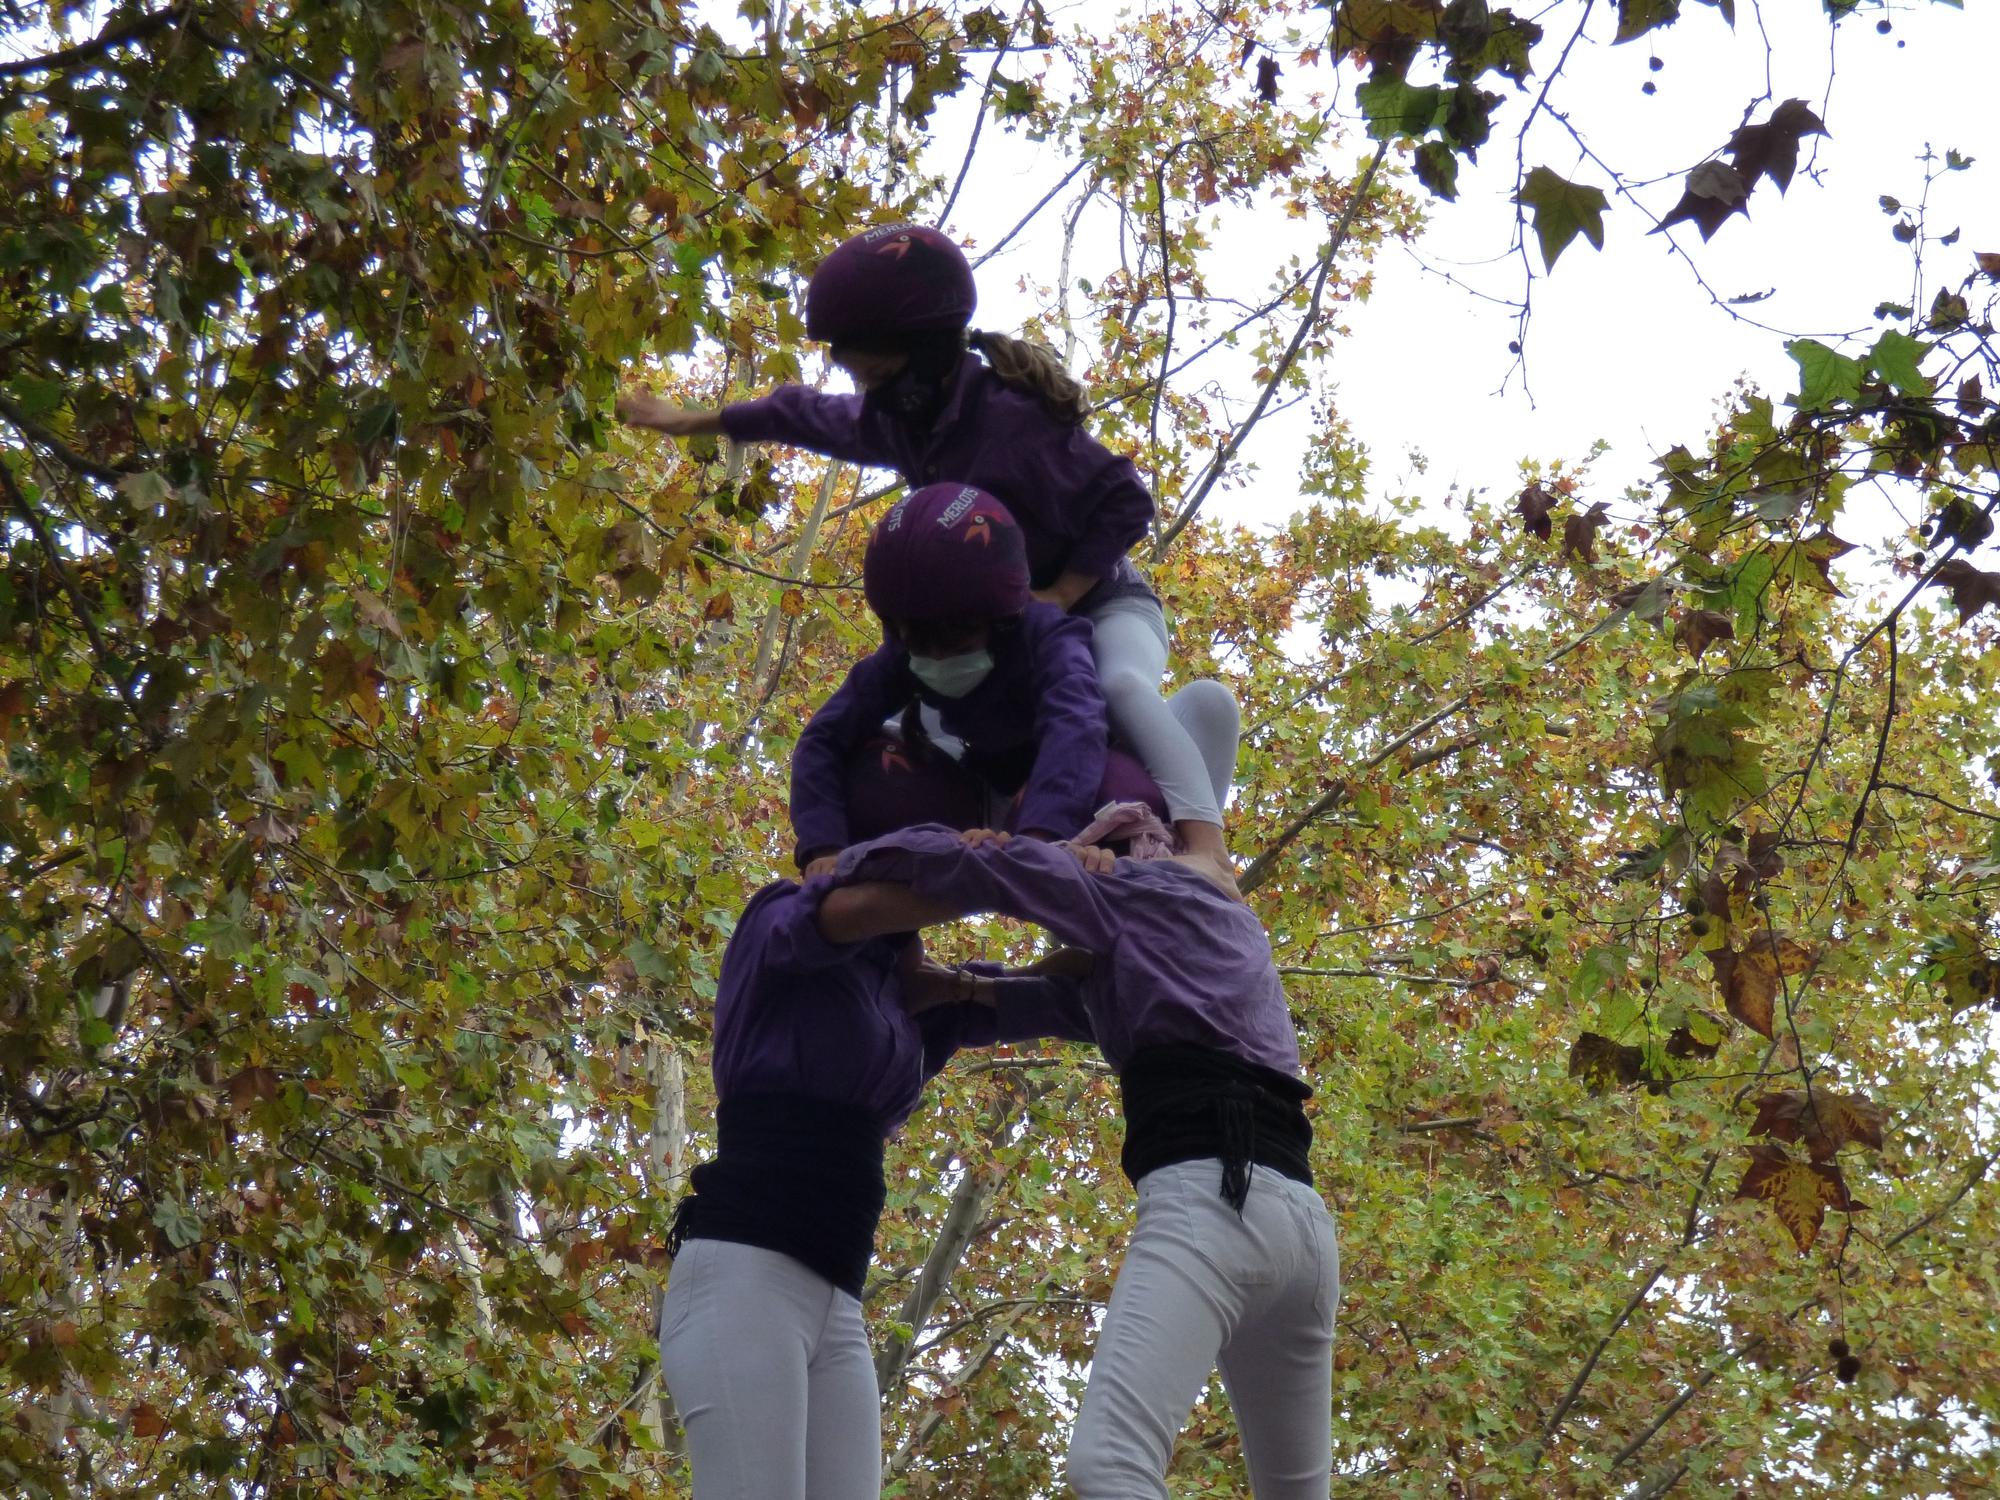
[665,1193,697,1260]
[1218,1086,1256,1214]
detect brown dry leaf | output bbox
[130,1401,167,1439]
[1516,483,1558,540]
[779,587,808,617]
[226,1065,280,1114]
[1707,932,1814,1038]
[1749,1089,1889,1161]
[1933,559,2000,624]
[1975,251,2000,279]
[1734,1143,1861,1252]
[1568,1031,1645,1092]
[1675,608,1735,658]
[1745,830,1785,880]
[1561,501,1612,563]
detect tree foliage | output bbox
[2,1,1997,1497]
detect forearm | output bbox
[816,880,976,944]
[1035,569,1102,611]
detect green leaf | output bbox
[1785,338,1867,412]
[1516,168,1609,270]
[1355,79,1448,140]
[153,1199,204,1250]
[626,935,675,983]
[1614,0,1681,43]
[1867,330,1931,395]
[1414,141,1460,199]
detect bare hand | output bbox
[802,854,839,880]
[897,948,982,1015]
[616,393,717,436]
[1027,946,1097,980]
[959,828,1012,850]
[1057,841,1116,877]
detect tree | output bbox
[2,1,1996,1496]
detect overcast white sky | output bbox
[930,1,2000,564]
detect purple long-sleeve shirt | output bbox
[790,601,1107,861]
[721,357,1157,609]
[831,829,1303,1077]
[712,875,1089,1131]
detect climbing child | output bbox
[817,813,1340,1499]
[658,756,1097,1500]
[618,222,1236,865]
[789,481,1105,876]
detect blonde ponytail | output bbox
[967,329,1089,427]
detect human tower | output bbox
[619,224,1340,1498]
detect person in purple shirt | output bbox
[788,481,1109,873]
[816,819,1341,1500]
[618,223,1238,867]
[658,755,1092,1500]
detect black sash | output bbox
[666,1093,887,1298]
[1119,1043,1314,1212]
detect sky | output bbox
[925,0,2000,570]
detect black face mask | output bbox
[863,336,965,430]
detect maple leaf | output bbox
[1932,559,2000,624]
[1516,167,1608,270]
[1569,1031,1645,1092]
[1723,98,1826,196]
[1664,1007,1726,1060]
[1957,374,1986,415]
[1656,159,1750,240]
[1674,608,1735,658]
[1561,501,1611,563]
[1256,55,1282,104]
[1707,931,1816,1038]
[1748,1089,1888,1161]
[1613,0,1680,44]
[1516,483,1558,539]
[1974,251,2000,279]
[1734,1143,1862,1252]
[1745,830,1785,880]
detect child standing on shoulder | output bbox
[790,482,1105,877]
[619,223,1235,866]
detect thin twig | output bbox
[1150,140,1388,556]
[1538,1258,1671,1445]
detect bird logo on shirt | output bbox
[875,234,914,261]
[880,744,912,773]
[963,514,993,546]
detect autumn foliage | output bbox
[3,2,1998,1498]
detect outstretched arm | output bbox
[615,395,727,436]
[832,826,1126,952]
[816,880,975,945]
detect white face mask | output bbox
[907,649,994,699]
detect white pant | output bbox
[1069,1159,1340,1499]
[658,1239,881,1500]
[1089,597,1240,827]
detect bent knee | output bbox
[1065,1422,1157,1500]
[1174,677,1240,727]
[1098,667,1164,711]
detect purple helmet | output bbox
[865,484,1030,622]
[806,225,976,349]
[844,736,988,842]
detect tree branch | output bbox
[0,394,141,481]
[0,459,147,726]
[1150,139,1388,557]
[1538,1258,1670,1446]
[0,4,183,80]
